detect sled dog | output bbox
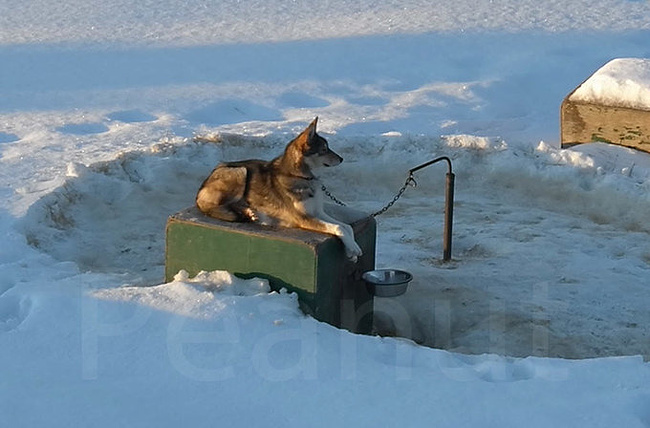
[196,117,362,261]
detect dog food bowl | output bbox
[362,269,413,297]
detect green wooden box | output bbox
[165,204,376,334]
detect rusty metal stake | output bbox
[409,157,455,262]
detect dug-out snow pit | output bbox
[19,134,650,361]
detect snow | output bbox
[93,270,272,318]
[2,0,650,46]
[2,1,650,426]
[570,58,650,110]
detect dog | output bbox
[196,117,363,261]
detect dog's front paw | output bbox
[243,207,258,222]
[345,242,363,262]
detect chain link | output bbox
[321,185,347,207]
[321,172,417,218]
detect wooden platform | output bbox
[165,204,376,334]
[561,99,650,152]
[561,59,650,153]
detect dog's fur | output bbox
[196,117,362,261]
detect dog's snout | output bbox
[325,151,343,167]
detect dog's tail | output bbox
[196,186,253,222]
[196,165,257,222]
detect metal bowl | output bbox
[362,269,413,297]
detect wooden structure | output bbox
[165,204,376,334]
[561,62,650,153]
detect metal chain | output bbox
[370,173,417,217]
[321,172,417,218]
[321,185,347,207]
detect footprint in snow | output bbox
[107,110,157,123]
[0,132,20,144]
[0,295,32,332]
[0,278,15,297]
[57,123,109,135]
[347,95,387,106]
[277,91,329,109]
[185,99,282,126]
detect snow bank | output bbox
[94,270,271,318]
[442,134,507,151]
[3,265,650,427]
[570,58,650,110]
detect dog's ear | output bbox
[294,117,319,148]
[307,117,318,138]
[304,117,318,141]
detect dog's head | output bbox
[293,117,343,170]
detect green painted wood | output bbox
[166,221,318,293]
[165,205,376,333]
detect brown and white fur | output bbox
[196,117,362,261]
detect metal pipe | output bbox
[409,156,452,176]
[443,172,455,261]
[408,156,455,262]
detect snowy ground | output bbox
[2,1,650,426]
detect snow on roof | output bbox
[569,58,650,111]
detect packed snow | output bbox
[2,1,650,427]
[570,58,650,110]
[2,0,650,47]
